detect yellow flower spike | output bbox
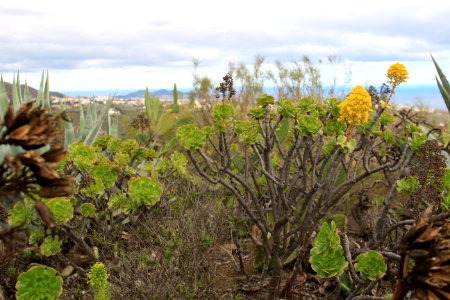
[386,62,409,87]
[338,85,373,126]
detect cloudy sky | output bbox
[1,0,450,92]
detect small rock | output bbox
[134,279,143,288]
[220,243,237,254]
[61,265,75,277]
[0,284,6,300]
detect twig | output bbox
[341,233,365,285]
[381,251,401,260]
[61,224,96,261]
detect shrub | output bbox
[177,64,415,297]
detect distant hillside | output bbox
[3,82,65,100]
[118,89,187,99]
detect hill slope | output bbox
[3,82,65,100]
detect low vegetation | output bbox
[0,58,449,300]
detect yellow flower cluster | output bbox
[386,62,409,86]
[338,85,373,125]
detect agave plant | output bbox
[62,97,116,148]
[431,54,450,114]
[142,87,192,151]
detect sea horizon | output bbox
[60,84,447,110]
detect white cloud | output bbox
[0,0,449,90]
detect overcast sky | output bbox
[1,0,450,92]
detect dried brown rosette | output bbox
[131,112,150,131]
[393,208,450,299]
[1,103,58,150]
[0,104,73,198]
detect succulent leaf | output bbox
[212,103,234,131]
[8,201,33,227]
[176,124,207,150]
[16,265,63,300]
[79,203,97,218]
[44,197,74,224]
[247,107,265,119]
[40,235,62,256]
[354,250,387,281]
[233,121,261,144]
[68,142,97,171]
[396,176,420,194]
[256,94,275,107]
[296,115,323,136]
[128,177,162,207]
[309,221,348,278]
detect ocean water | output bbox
[61,89,137,97]
[61,85,448,110]
[391,85,446,110]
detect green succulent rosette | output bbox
[309,221,348,278]
[355,250,387,280]
[16,265,63,300]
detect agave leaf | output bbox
[107,112,119,137]
[43,70,50,108]
[0,75,10,118]
[83,97,114,145]
[431,54,450,92]
[431,55,450,113]
[12,73,21,112]
[89,99,97,124]
[84,101,93,134]
[23,81,32,103]
[145,88,161,126]
[37,71,45,107]
[436,77,450,112]
[158,116,193,153]
[78,102,87,140]
[156,112,176,136]
[0,145,12,164]
[64,119,76,149]
[175,115,194,127]
[17,72,23,102]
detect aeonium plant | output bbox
[176,64,416,298]
[0,103,75,299]
[15,265,63,300]
[64,134,188,218]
